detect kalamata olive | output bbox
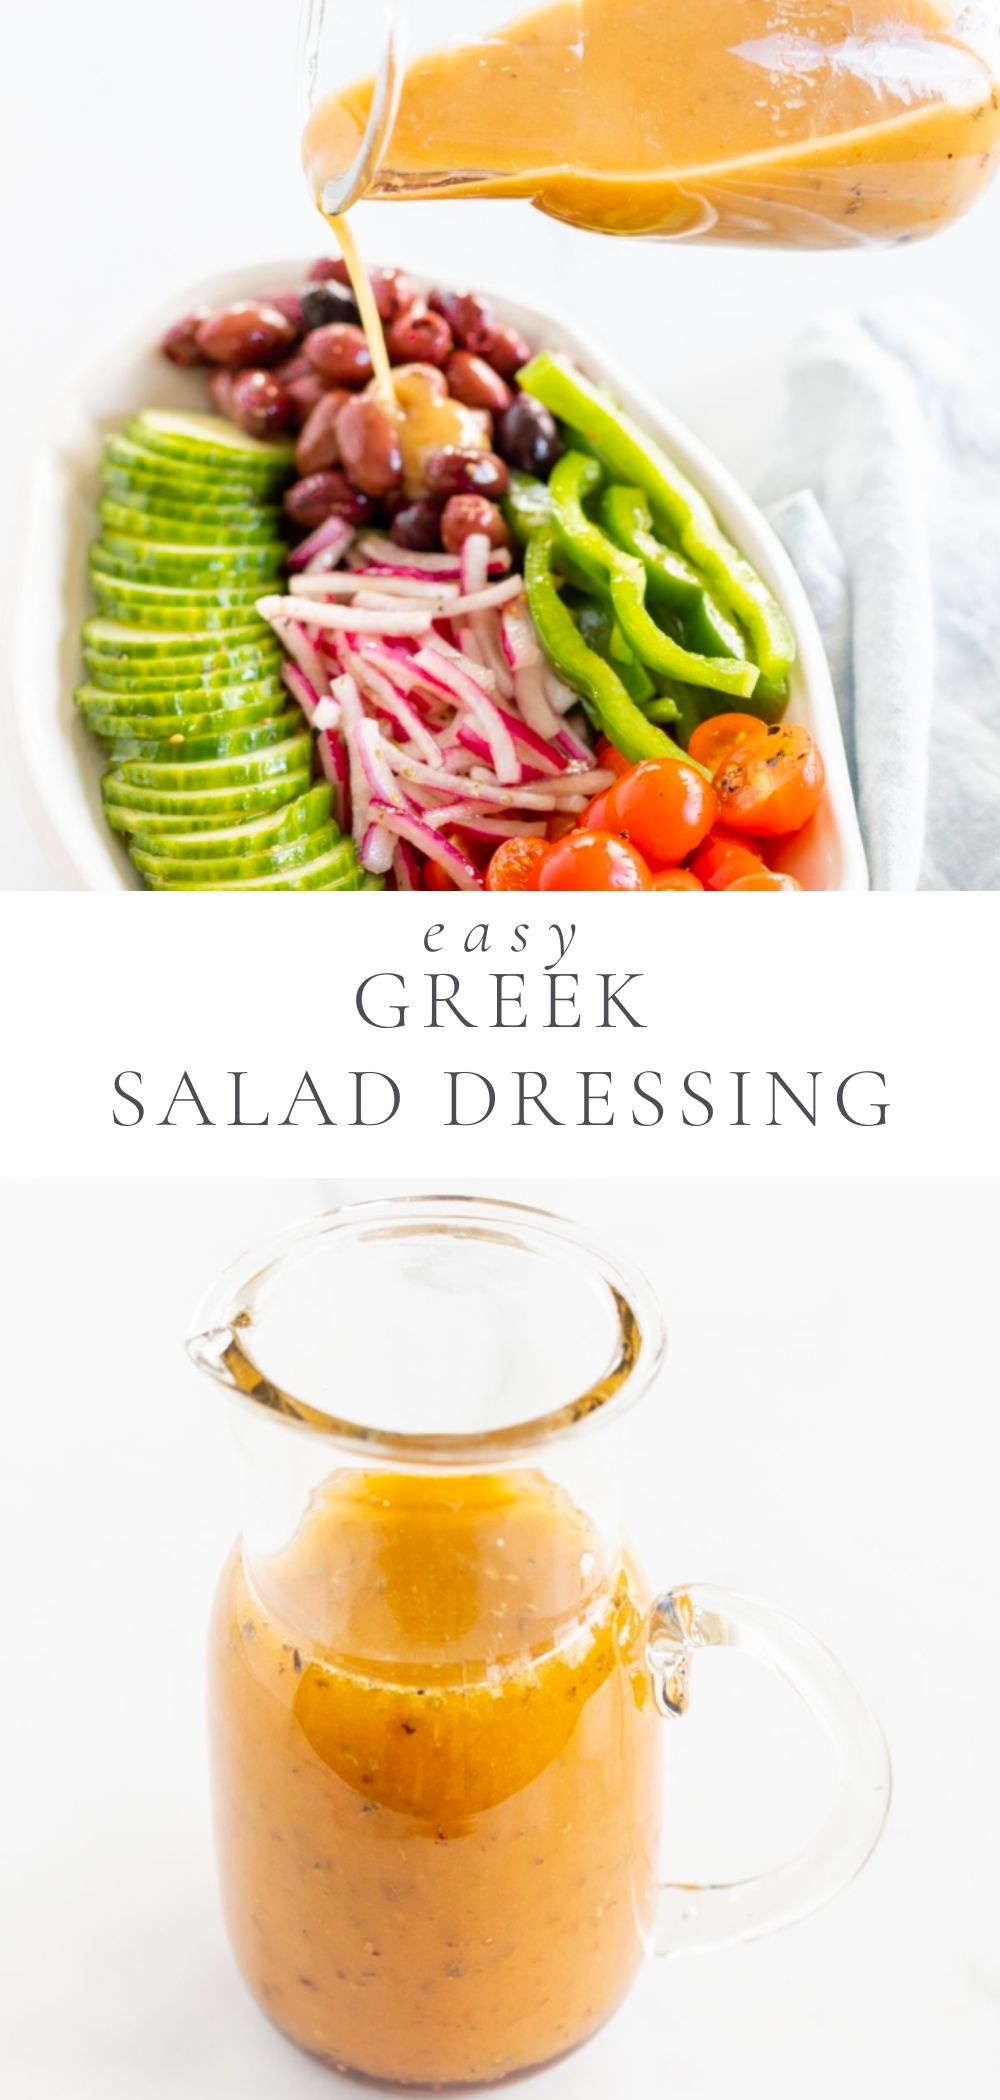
[286,372,327,426]
[444,350,512,414]
[295,388,350,475]
[465,321,533,378]
[428,287,465,335]
[161,310,211,367]
[453,293,494,345]
[425,446,509,499]
[497,394,562,476]
[334,395,404,498]
[385,305,453,368]
[391,499,444,552]
[196,301,297,368]
[371,267,419,322]
[308,257,351,285]
[300,280,360,333]
[229,369,297,439]
[285,470,377,530]
[440,494,511,554]
[209,371,236,418]
[260,290,304,333]
[273,349,313,385]
[303,322,373,388]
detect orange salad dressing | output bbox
[325,215,492,491]
[304,0,1000,243]
[209,1469,659,2086]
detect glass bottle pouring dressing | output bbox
[301,0,1000,248]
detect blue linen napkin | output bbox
[762,305,1000,891]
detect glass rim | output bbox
[299,0,406,216]
[186,1193,666,1465]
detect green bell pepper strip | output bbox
[525,529,706,771]
[601,485,790,724]
[549,452,759,702]
[599,484,748,665]
[647,687,702,746]
[573,597,658,705]
[518,352,796,685]
[504,469,553,545]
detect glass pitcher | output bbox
[300,0,1000,246]
[189,1194,890,2089]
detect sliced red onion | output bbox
[368,802,483,890]
[291,570,459,602]
[554,720,597,766]
[460,534,490,598]
[317,728,350,832]
[355,716,408,810]
[412,646,521,785]
[360,821,397,876]
[339,643,440,766]
[392,840,422,891]
[495,704,568,773]
[542,661,581,716]
[500,602,563,743]
[432,633,500,690]
[269,617,330,697]
[356,533,510,578]
[331,673,373,859]
[258,594,434,638]
[312,697,342,732]
[426,805,549,841]
[280,659,322,726]
[383,750,560,811]
[286,515,354,574]
[447,576,524,617]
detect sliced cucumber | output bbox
[116,732,313,792]
[131,820,339,885]
[83,616,276,660]
[96,533,286,577]
[141,837,365,891]
[101,769,312,819]
[108,713,301,766]
[84,700,280,742]
[99,498,282,545]
[83,659,281,698]
[128,410,294,476]
[75,674,284,715]
[90,584,271,630]
[134,784,333,860]
[100,447,268,503]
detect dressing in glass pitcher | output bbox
[190,1196,890,2087]
[301,0,1000,244]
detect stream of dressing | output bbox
[320,212,494,496]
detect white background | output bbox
[2,0,1000,884]
[1,1176,998,2100]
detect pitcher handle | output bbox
[645,1584,891,1956]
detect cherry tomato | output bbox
[715,724,825,837]
[689,828,769,891]
[652,867,704,890]
[595,737,631,780]
[725,869,803,891]
[688,712,770,775]
[583,789,616,831]
[605,758,717,866]
[485,836,549,891]
[537,830,653,892]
